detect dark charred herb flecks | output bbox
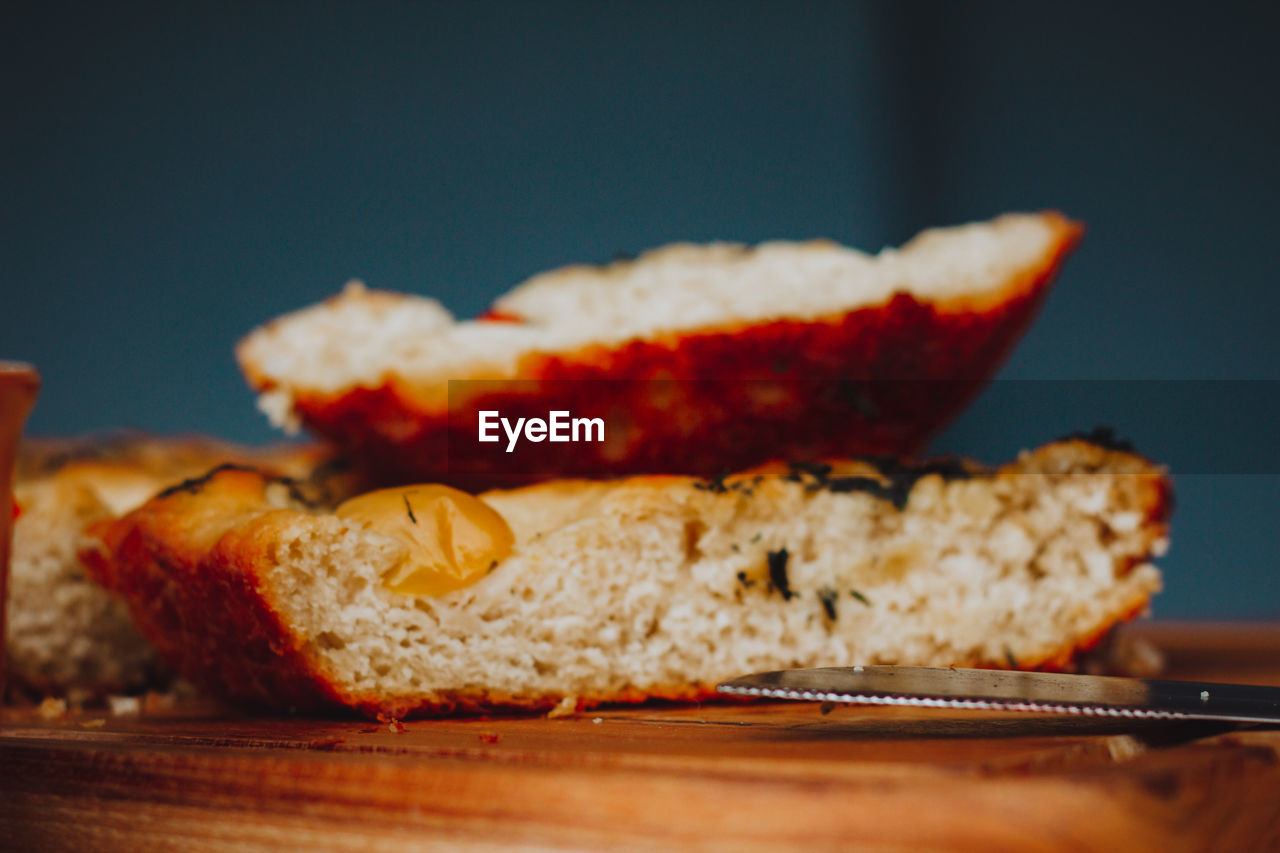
[1061,425,1136,453]
[156,463,262,498]
[767,548,792,600]
[735,570,755,589]
[850,590,871,607]
[826,475,897,502]
[788,461,833,480]
[788,461,833,491]
[818,587,838,621]
[156,463,318,509]
[785,454,977,510]
[898,457,973,482]
[1003,646,1019,669]
[273,474,322,508]
[403,495,417,524]
[693,472,730,494]
[694,452,979,510]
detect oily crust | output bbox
[83,435,1171,719]
[242,215,1082,488]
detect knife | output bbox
[717,666,1280,724]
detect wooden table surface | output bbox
[3,622,1279,851]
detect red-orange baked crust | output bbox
[242,215,1082,488]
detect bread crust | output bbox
[239,215,1082,487]
[83,435,1171,718]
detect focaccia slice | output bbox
[84,433,1170,718]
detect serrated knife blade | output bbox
[717,666,1280,724]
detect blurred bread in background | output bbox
[8,433,333,700]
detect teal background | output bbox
[5,2,1279,617]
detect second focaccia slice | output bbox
[8,433,330,698]
[84,433,1170,718]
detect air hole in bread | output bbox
[315,631,346,651]
[683,520,706,561]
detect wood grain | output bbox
[3,622,1280,851]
